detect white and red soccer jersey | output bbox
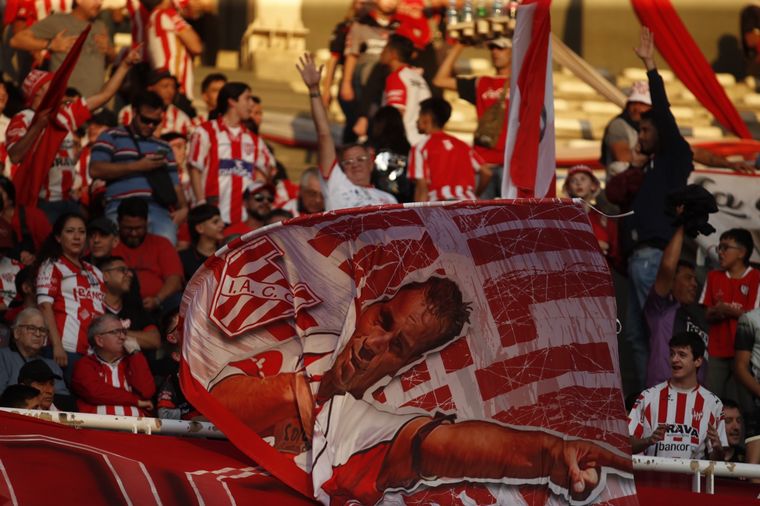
[383,65,431,146]
[322,160,397,211]
[36,256,105,354]
[147,7,194,99]
[628,381,727,459]
[188,118,274,224]
[0,256,22,307]
[126,0,150,61]
[699,267,760,358]
[409,131,485,201]
[6,98,91,201]
[117,103,193,137]
[4,0,73,26]
[72,352,157,416]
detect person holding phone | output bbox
[90,90,189,246]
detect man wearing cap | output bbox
[0,307,68,397]
[223,181,274,238]
[77,109,117,210]
[117,69,194,137]
[433,37,511,198]
[5,45,142,224]
[600,81,652,180]
[10,0,114,99]
[17,358,64,410]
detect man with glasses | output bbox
[96,255,160,352]
[90,90,189,245]
[0,308,68,397]
[223,181,274,238]
[71,314,156,416]
[297,54,396,211]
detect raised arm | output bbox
[653,222,685,297]
[86,45,142,111]
[297,53,336,178]
[433,43,464,91]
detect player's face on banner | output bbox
[325,287,444,398]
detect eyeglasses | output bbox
[717,244,743,252]
[17,324,48,336]
[100,328,128,337]
[341,155,370,167]
[138,114,162,127]
[104,266,130,274]
[252,194,274,203]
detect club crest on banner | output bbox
[210,236,321,337]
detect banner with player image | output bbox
[179,199,637,505]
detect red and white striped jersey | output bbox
[408,131,485,201]
[382,65,431,146]
[6,98,91,201]
[36,256,105,354]
[0,256,22,307]
[125,0,150,61]
[187,118,274,224]
[0,114,10,177]
[628,381,727,459]
[117,103,193,137]
[147,7,194,99]
[72,351,156,417]
[6,0,73,26]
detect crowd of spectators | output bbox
[0,0,759,474]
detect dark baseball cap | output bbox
[148,69,177,86]
[18,360,61,383]
[87,217,118,236]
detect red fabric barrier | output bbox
[630,0,751,139]
[0,411,317,505]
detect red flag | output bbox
[14,24,91,207]
[0,410,316,505]
[631,0,751,139]
[501,0,556,198]
[180,200,637,505]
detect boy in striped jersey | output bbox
[629,331,727,460]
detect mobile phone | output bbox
[155,148,169,158]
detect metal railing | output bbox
[633,455,760,495]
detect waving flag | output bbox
[502,0,556,199]
[180,199,637,505]
[14,25,91,207]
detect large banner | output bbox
[689,169,760,264]
[180,199,637,505]
[0,411,315,505]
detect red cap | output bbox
[22,70,53,106]
[563,165,600,194]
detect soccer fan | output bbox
[643,219,707,388]
[17,359,62,410]
[297,53,396,211]
[409,97,489,202]
[700,228,760,399]
[433,37,511,169]
[91,90,188,245]
[354,34,431,146]
[0,308,68,396]
[198,72,227,121]
[562,165,618,260]
[187,82,274,225]
[222,182,274,238]
[36,213,104,376]
[10,0,113,98]
[600,81,652,179]
[2,266,37,324]
[97,256,160,351]
[281,168,325,217]
[112,198,183,313]
[0,219,22,309]
[76,109,116,211]
[71,314,156,416]
[0,176,51,264]
[180,204,223,281]
[734,307,760,464]
[147,0,203,100]
[629,331,727,460]
[0,384,41,409]
[5,45,142,224]
[722,399,746,463]
[117,70,194,137]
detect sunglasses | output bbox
[252,194,274,203]
[139,114,162,127]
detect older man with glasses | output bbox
[0,307,68,396]
[71,314,156,416]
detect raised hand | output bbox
[296,53,323,90]
[123,44,143,66]
[634,26,655,70]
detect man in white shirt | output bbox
[297,53,396,211]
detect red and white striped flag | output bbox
[180,200,636,505]
[502,0,556,198]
